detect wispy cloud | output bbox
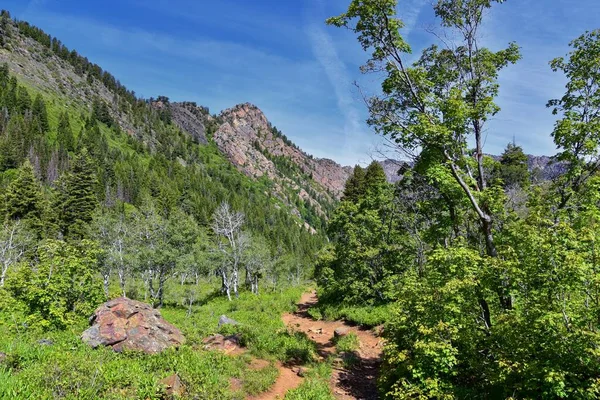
[397,0,429,35]
[306,22,365,162]
[479,0,600,156]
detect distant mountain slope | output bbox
[0,10,561,230]
[379,155,565,184]
[0,11,328,253]
[213,103,350,215]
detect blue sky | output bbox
[3,0,600,165]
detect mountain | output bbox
[0,11,328,256]
[0,11,561,235]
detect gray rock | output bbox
[218,315,239,328]
[334,326,350,338]
[37,339,54,346]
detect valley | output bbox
[1,1,600,399]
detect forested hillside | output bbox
[0,9,330,309]
[2,0,600,399]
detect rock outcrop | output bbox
[202,333,244,354]
[215,103,352,197]
[81,297,185,354]
[167,101,212,145]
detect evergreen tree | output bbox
[91,97,113,127]
[0,114,27,170]
[363,161,387,196]
[498,142,530,188]
[56,111,74,151]
[55,150,98,239]
[4,160,44,221]
[342,165,366,202]
[32,94,49,134]
[15,86,31,114]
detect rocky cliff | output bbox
[171,102,352,220]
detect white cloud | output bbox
[306,23,366,161]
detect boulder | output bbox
[334,326,350,338]
[218,315,239,328]
[203,333,243,354]
[81,297,185,354]
[160,373,185,398]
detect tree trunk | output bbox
[0,262,9,287]
[102,273,110,298]
[157,271,166,308]
[221,268,232,301]
[233,268,239,298]
[245,267,251,288]
[118,268,126,297]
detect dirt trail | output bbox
[247,362,303,400]
[244,291,383,400]
[281,291,383,400]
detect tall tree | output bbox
[548,29,600,209]
[92,209,133,297]
[342,165,366,202]
[31,94,49,134]
[498,142,530,188]
[328,0,520,312]
[212,201,247,300]
[55,150,98,239]
[15,86,31,115]
[133,205,197,307]
[56,111,75,152]
[4,160,46,235]
[0,220,32,287]
[243,234,271,295]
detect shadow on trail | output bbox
[283,291,383,400]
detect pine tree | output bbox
[55,150,98,239]
[15,86,31,114]
[498,142,530,188]
[342,165,366,202]
[3,160,46,236]
[4,160,42,220]
[32,94,49,134]
[0,114,27,170]
[364,161,387,195]
[56,111,75,152]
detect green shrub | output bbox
[335,332,359,353]
[5,239,104,330]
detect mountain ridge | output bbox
[0,11,561,221]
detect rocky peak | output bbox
[220,103,270,131]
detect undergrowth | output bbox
[0,285,316,399]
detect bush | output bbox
[6,239,104,330]
[335,332,359,353]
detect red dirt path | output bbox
[282,291,383,399]
[245,290,383,399]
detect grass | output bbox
[284,362,334,400]
[312,302,392,327]
[334,332,360,353]
[240,362,279,395]
[0,283,319,400]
